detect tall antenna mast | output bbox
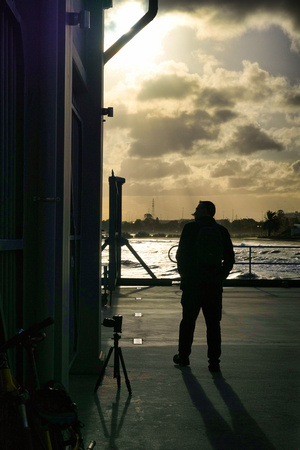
[152,198,155,217]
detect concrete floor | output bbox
[70,286,300,449]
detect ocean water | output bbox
[101,238,300,281]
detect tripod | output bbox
[94,331,132,395]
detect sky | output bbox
[102,0,300,222]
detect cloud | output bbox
[106,151,300,208]
[199,61,287,105]
[105,59,298,161]
[195,87,236,109]
[127,110,218,157]
[210,159,242,177]
[209,158,265,188]
[229,124,284,154]
[157,0,300,52]
[158,0,298,14]
[158,1,300,27]
[292,160,300,173]
[213,109,238,123]
[228,177,254,188]
[120,157,191,180]
[211,158,300,195]
[102,3,300,220]
[285,91,300,106]
[137,73,198,100]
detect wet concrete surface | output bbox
[70,286,300,449]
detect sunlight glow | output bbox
[104,2,175,70]
[104,2,145,48]
[102,2,300,221]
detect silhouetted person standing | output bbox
[173,201,235,372]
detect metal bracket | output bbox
[101,107,114,117]
[103,0,113,9]
[67,11,90,29]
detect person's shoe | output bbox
[173,354,190,366]
[208,361,220,372]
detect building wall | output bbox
[1,0,105,387]
[0,0,25,373]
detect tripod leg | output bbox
[94,346,113,392]
[118,347,132,395]
[114,344,121,390]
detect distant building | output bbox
[285,211,300,219]
[291,224,300,237]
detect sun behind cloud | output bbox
[103,1,300,221]
[104,1,174,70]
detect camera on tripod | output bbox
[95,313,131,394]
[103,315,123,333]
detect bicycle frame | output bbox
[0,317,95,449]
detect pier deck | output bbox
[70,286,300,449]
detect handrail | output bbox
[101,243,300,288]
[168,244,300,278]
[233,244,300,277]
[104,0,158,64]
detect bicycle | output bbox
[0,316,96,449]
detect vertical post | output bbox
[108,174,125,291]
[30,0,59,384]
[71,0,105,374]
[249,246,252,278]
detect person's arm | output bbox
[176,227,187,276]
[176,224,193,277]
[221,228,235,280]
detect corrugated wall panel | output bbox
[0,3,24,370]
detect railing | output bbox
[168,244,300,279]
[233,244,300,277]
[101,242,300,289]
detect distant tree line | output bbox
[102,210,299,238]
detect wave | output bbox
[236,272,259,280]
[102,238,300,280]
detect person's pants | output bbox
[178,285,223,361]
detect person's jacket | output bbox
[176,216,235,288]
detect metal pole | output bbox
[249,246,252,278]
[103,0,158,64]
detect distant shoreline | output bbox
[102,232,300,241]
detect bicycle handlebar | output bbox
[0,317,54,353]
